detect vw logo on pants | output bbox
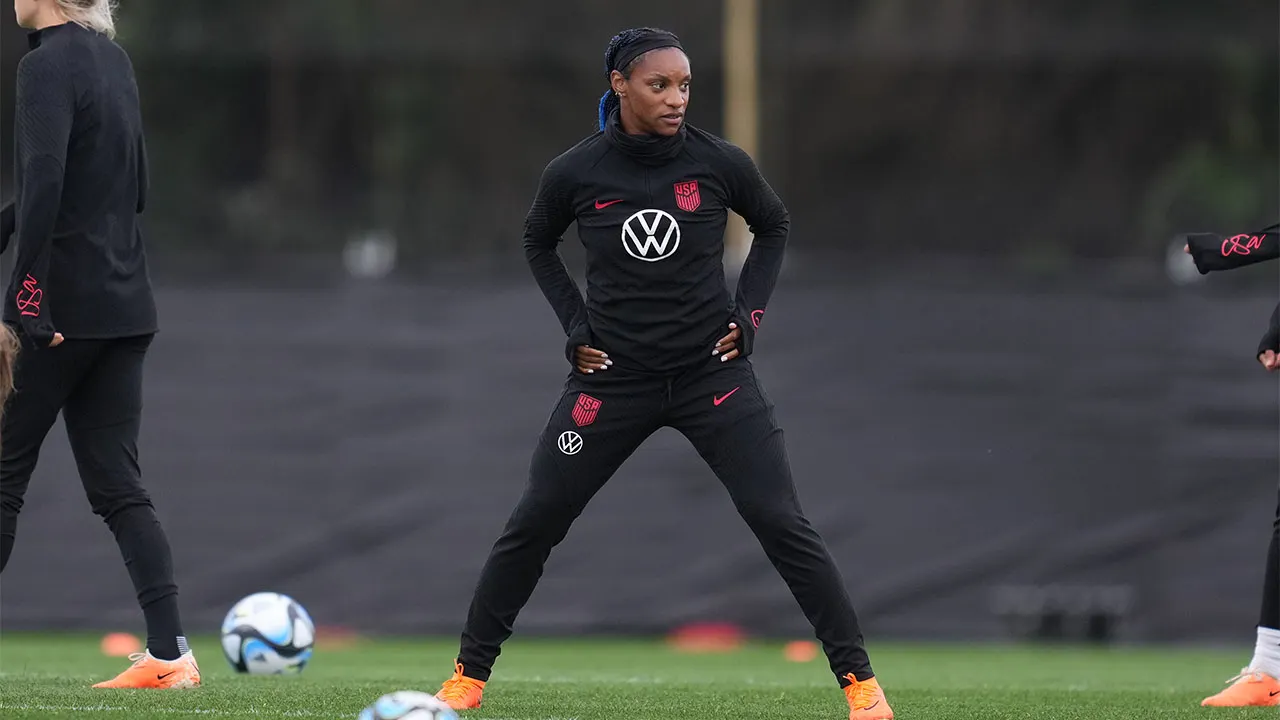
[557,430,583,455]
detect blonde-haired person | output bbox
[3,0,199,689]
[26,0,116,36]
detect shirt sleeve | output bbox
[11,53,74,346]
[521,158,591,360]
[1,201,13,254]
[723,143,790,355]
[137,134,149,214]
[1185,224,1278,274]
[1259,303,1279,359]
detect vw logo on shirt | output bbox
[621,209,681,262]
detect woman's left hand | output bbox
[713,323,741,362]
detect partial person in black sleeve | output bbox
[2,0,199,690]
[1183,221,1280,707]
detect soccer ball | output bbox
[358,691,459,720]
[220,591,315,674]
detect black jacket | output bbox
[1,22,156,348]
[1184,223,1278,274]
[523,114,788,374]
[1185,223,1279,358]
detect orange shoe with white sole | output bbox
[92,651,201,689]
[1200,668,1280,707]
[436,661,486,710]
[844,674,894,719]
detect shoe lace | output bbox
[844,674,879,708]
[1224,667,1263,685]
[437,663,474,702]
[125,653,149,667]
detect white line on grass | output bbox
[0,705,575,720]
[500,673,829,688]
[0,704,322,717]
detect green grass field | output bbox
[0,633,1273,719]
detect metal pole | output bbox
[723,0,760,269]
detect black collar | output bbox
[603,109,687,167]
[28,22,75,50]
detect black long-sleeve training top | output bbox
[2,22,156,347]
[1184,223,1278,274]
[523,114,788,374]
[1185,223,1280,358]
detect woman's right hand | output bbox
[574,346,612,374]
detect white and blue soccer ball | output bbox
[358,691,459,720]
[220,591,315,674]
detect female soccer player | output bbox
[1185,225,1279,707]
[435,28,893,720]
[2,0,199,689]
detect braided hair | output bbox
[597,27,685,131]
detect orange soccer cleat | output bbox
[436,661,486,710]
[1200,668,1280,707]
[92,651,201,689]
[844,674,894,719]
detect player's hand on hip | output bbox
[713,323,741,362]
[574,346,612,374]
[1259,350,1278,372]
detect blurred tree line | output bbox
[1,0,1276,277]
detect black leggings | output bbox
[456,358,872,686]
[0,334,184,652]
[1262,485,1279,630]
